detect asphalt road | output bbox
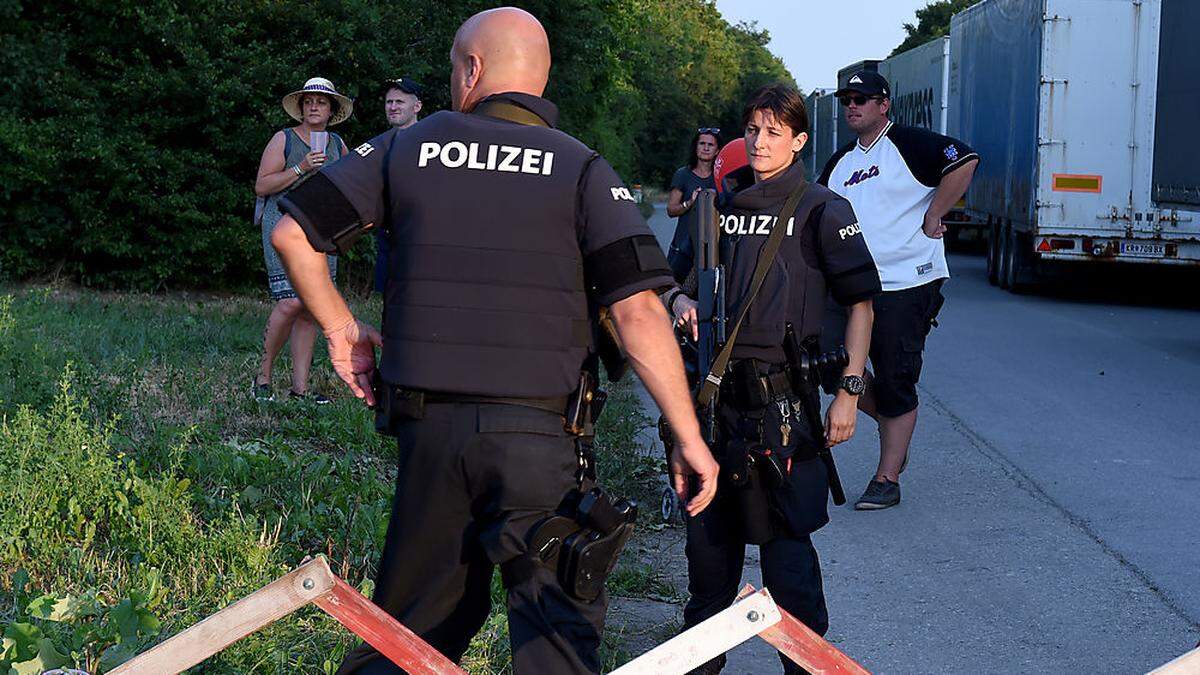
[636,203,1200,674]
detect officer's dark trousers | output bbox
[682,398,830,675]
[337,402,605,675]
[682,490,829,674]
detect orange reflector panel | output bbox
[1038,239,1052,252]
[1052,174,1103,193]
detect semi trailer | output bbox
[948,0,1200,290]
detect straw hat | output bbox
[281,77,353,125]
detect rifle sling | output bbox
[696,181,811,407]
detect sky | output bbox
[714,0,933,91]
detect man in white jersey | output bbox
[818,70,978,510]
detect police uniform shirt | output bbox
[720,161,880,363]
[279,92,674,398]
[818,122,978,291]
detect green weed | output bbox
[0,285,670,673]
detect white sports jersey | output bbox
[819,121,978,291]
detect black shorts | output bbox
[821,279,945,417]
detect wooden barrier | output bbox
[736,584,870,675]
[313,573,460,674]
[109,557,463,675]
[611,589,783,674]
[96,554,1200,675]
[103,557,866,675]
[609,585,868,674]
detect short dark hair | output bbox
[687,129,724,169]
[741,84,809,138]
[300,92,340,119]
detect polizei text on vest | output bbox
[418,141,555,176]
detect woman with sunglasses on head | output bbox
[669,84,880,675]
[665,128,723,282]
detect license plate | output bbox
[1120,241,1166,258]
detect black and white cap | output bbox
[835,71,890,99]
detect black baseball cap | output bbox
[835,71,890,99]
[383,77,423,97]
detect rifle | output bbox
[692,189,724,443]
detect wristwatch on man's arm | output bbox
[839,374,865,396]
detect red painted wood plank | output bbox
[758,608,871,675]
[313,574,466,675]
[739,584,870,675]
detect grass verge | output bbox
[0,285,675,673]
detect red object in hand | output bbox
[714,138,748,194]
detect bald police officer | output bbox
[270,7,719,674]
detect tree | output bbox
[0,0,792,289]
[891,0,976,56]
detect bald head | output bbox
[449,7,551,112]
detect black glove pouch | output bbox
[721,438,778,545]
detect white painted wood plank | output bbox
[110,557,335,674]
[1149,645,1200,675]
[610,589,782,675]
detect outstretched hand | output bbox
[324,318,383,405]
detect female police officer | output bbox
[670,84,880,674]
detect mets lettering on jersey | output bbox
[417,141,555,175]
[843,165,880,188]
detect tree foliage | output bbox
[0,0,791,289]
[891,0,976,56]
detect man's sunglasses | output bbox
[839,95,881,107]
[697,127,721,135]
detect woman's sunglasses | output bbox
[697,127,721,135]
[839,95,881,107]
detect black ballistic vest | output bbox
[378,105,598,398]
[719,163,839,362]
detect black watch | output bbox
[839,375,866,396]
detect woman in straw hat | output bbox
[252,77,352,403]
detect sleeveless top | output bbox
[260,128,345,296]
[263,128,346,221]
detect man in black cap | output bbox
[375,77,425,294]
[383,77,423,129]
[271,7,718,673]
[818,70,978,510]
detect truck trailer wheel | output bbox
[997,221,1013,290]
[1003,224,1037,293]
[986,218,1000,286]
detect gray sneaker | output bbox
[855,479,900,510]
